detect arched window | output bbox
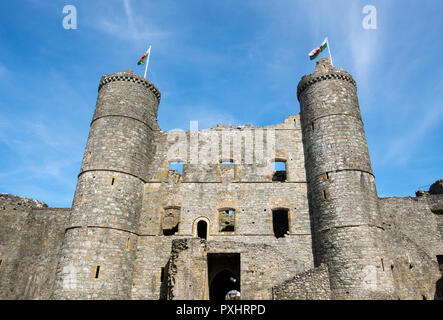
[197,220,208,239]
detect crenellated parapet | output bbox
[297,69,356,101]
[98,70,161,102]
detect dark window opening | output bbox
[95,266,100,279]
[197,220,208,240]
[432,209,443,215]
[272,209,289,238]
[219,209,235,232]
[169,161,184,175]
[111,178,115,185]
[162,207,180,236]
[161,267,165,282]
[159,262,170,300]
[208,253,241,301]
[272,161,287,182]
[321,189,330,201]
[0,259,2,266]
[163,224,178,236]
[435,255,443,300]
[311,122,315,131]
[381,259,384,271]
[220,160,234,165]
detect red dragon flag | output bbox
[138,45,152,78]
[308,37,333,65]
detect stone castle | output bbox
[0,58,442,300]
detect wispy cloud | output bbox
[383,101,443,165]
[91,0,170,44]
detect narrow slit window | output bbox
[111,178,115,185]
[311,122,315,131]
[169,161,184,175]
[321,189,329,201]
[0,259,2,267]
[161,267,165,282]
[95,266,100,279]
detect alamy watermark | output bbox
[62,5,77,30]
[362,5,377,30]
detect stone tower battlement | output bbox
[298,57,396,299]
[297,58,356,100]
[98,70,161,101]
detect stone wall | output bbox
[0,194,68,299]
[272,264,331,300]
[379,194,443,299]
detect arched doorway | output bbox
[209,270,240,300]
[207,253,241,300]
[197,220,208,239]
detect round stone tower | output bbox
[53,70,160,299]
[297,58,395,299]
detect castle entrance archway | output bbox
[207,253,240,300]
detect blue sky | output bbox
[0,0,442,207]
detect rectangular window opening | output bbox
[111,178,115,185]
[169,162,184,175]
[272,161,287,182]
[220,160,235,165]
[272,209,290,238]
[219,209,235,232]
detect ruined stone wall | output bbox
[272,264,331,300]
[163,238,312,300]
[379,194,443,299]
[0,194,68,299]
[131,116,314,299]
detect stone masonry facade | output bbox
[0,58,442,300]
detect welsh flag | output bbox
[309,38,328,61]
[137,46,151,65]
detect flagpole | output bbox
[143,45,151,79]
[326,37,334,66]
